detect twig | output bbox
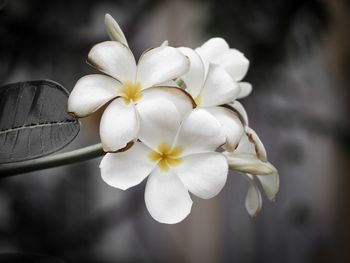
[0,143,104,178]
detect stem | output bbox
[0,143,104,178]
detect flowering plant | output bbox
[0,14,278,224]
[67,14,279,223]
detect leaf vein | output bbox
[0,120,77,135]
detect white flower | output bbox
[224,123,279,217]
[178,47,244,151]
[68,19,191,152]
[196,37,252,99]
[99,98,228,224]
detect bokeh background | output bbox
[0,0,350,262]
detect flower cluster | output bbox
[68,14,279,223]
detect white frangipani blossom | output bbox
[224,124,279,217]
[196,37,252,99]
[68,31,191,152]
[100,99,228,224]
[179,42,279,216]
[69,13,279,223]
[178,47,244,151]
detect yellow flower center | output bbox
[194,95,202,106]
[149,143,183,172]
[117,81,142,104]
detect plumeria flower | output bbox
[177,54,278,217]
[177,47,244,151]
[196,37,252,99]
[223,103,279,216]
[68,17,191,152]
[100,98,228,224]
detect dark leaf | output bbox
[0,80,80,164]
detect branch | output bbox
[0,143,104,178]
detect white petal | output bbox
[88,41,136,83]
[237,82,252,99]
[177,47,205,98]
[195,37,229,75]
[196,38,229,76]
[245,127,267,161]
[100,142,155,190]
[225,152,277,175]
[68,74,121,117]
[157,80,179,87]
[136,46,189,88]
[196,38,229,61]
[233,130,255,155]
[227,101,249,126]
[100,97,139,152]
[145,169,193,224]
[243,174,262,217]
[174,108,225,156]
[160,40,169,47]
[206,106,244,152]
[105,14,128,47]
[175,153,228,199]
[199,64,240,107]
[136,97,182,151]
[197,38,249,81]
[257,172,279,201]
[233,128,267,162]
[141,86,194,119]
[217,49,249,81]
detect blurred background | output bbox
[0,0,350,262]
